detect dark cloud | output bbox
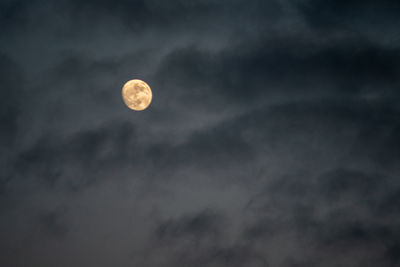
[1,0,400,266]
[297,0,400,31]
[136,211,268,267]
[0,53,23,146]
[37,208,70,239]
[242,166,400,266]
[0,0,31,31]
[156,35,400,114]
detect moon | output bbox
[122,79,152,111]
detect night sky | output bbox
[1,0,400,266]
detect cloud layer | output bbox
[1,0,400,266]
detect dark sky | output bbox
[1,0,400,266]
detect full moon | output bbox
[122,79,152,111]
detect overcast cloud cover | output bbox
[1,0,400,266]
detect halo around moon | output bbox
[122,79,152,111]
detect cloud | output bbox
[0,53,23,146]
[135,210,268,267]
[242,167,400,266]
[37,207,70,239]
[1,0,400,266]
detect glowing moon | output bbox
[122,79,152,111]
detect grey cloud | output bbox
[297,0,400,30]
[155,34,400,116]
[0,53,24,146]
[10,121,136,191]
[136,211,268,267]
[37,207,70,239]
[1,0,400,266]
[242,167,400,266]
